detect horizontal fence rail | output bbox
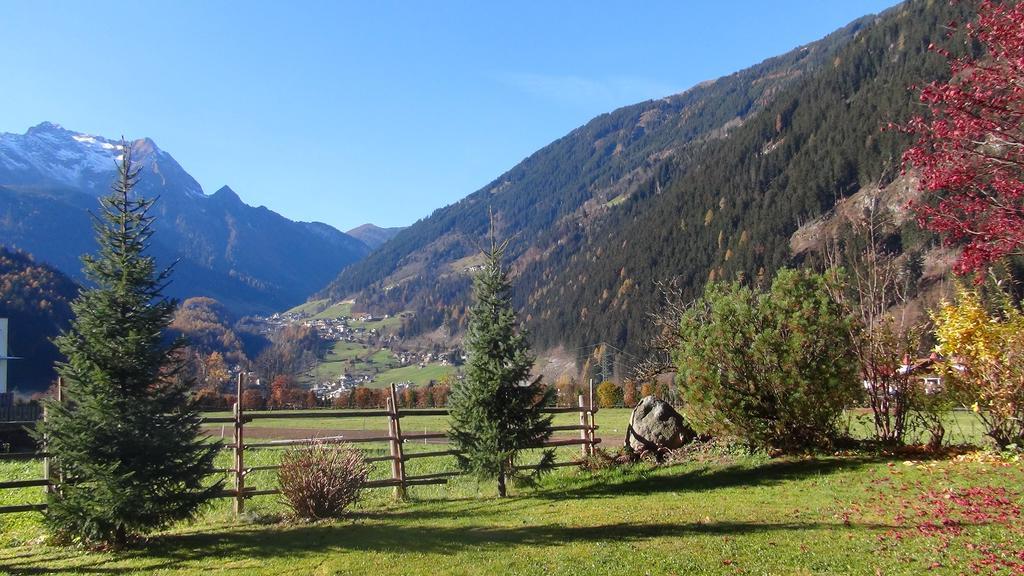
[0,377,599,516]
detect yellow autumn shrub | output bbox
[931,285,1024,447]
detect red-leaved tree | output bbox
[902,0,1024,274]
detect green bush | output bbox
[674,268,859,453]
[278,442,368,520]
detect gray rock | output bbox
[624,395,696,453]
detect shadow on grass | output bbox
[0,456,891,575]
[258,457,889,526]
[534,456,883,502]
[0,516,896,575]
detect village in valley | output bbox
[263,300,462,402]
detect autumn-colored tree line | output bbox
[170,297,333,410]
[332,383,452,410]
[0,247,78,392]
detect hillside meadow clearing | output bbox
[298,338,455,390]
[1,409,1020,575]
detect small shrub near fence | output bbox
[278,442,369,520]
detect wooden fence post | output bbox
[387,384,406,500]
[42,377,62,495]
[578,394,588,459]
[588,378,596,457]
[42,401,49,495]
[233,372,245,517]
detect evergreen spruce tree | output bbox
[38,142,219,547]
[448,229,554,497]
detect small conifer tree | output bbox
[38,142,219,547]
[448,229,554,497]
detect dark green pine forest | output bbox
[526,0,975,353]
[317,0,976,362]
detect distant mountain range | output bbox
[346,224,405,250]
[316,0,969,366]
[0,122,370,315]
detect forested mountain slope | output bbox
[526,0,973,354]
[318,12,874,317]
[318,0,974,366]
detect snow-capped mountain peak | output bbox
[0,122,203,198]
[1,122,128,190]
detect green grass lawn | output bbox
[311,301,354,320]
[371,364,457,388]
[283,299,357,320]
[2,447,1021,575]
[841,408,988,446]
[0,459,45,548]
[366,349,399,367]
[324,341,364,362]
[605,194,628,207]
[282,299,330,316]
[340,350,403,383]
[296,342,368,386]
[2,409,1009,575]
[355,315,403,331]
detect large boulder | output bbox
[624,396,696,453]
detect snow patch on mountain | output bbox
[0,122,127,189]
[0,122,207,199]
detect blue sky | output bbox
[1,1,899,231]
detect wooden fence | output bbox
[0,377,599,516]
[0,403,42,423]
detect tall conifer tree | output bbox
[448,225,554,497]
[39,142,218,547]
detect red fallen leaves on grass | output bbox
[871,480,1024,573]
[850,457,1023,571]
[970,544,1024,575]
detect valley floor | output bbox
[1,449,1022,575]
